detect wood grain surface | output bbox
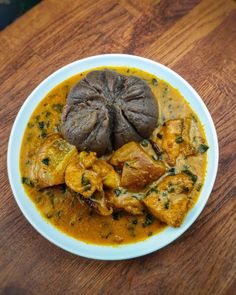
[0,1,236,294]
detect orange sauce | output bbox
[20,66,207,245]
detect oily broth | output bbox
[20,66,207,245]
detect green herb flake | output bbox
[114,188,122,196]
[165,201,170,209]
[162,191,167,197]
[132,219,138,225]
[52,103,63,113]
[60,184,67,194]
[22,177,34,188]
[196,183,202,192]
[81,173,91,191]
[148,232,153,237]
[176,136,184,144]
[198,144,209,154]
[141,139,149,147]
[45,111,51,118]
[156,133,163,139]
[182,169,198,183]
[112,211,122,220]
[152,78,158,86]
[41,158,50,165]
[168,187,175,193]
[41,129,47,138]
[143,213,154,227]
[168,168,176,175]
[38,121,45,129]
[55,211,62,218]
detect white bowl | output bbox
[7,54,219,260]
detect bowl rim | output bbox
[7,54,219,260]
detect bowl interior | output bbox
[7,54,218,260]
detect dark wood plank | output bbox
[0,0,235,294]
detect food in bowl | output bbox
[20,66,209,245]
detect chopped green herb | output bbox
[112,211,122,220]
[141,139,149,147]
[176,136,184,143]
[152,78,158,86]
[38,121,45,129]
[182,169,198,183]
[143,213,154,227]
[168,187,175,193]
[127,69,130,73]
[22,177,34,188]
[124,162,129,167]
[146,186,158,196]
[52,103,63,113]
[81,174,90,186]
[196,183,202,192]
[41,129,47,138]
[45,111,51,117]
[198,144,209,154]
[156,133,163,139]
[35,115,40,122]
[55,211,62,218]
[132,219,138,225]
[183,187,190,193]
[162,191,167,197]
[165,201,170,209]
[148,232,153,237]
[168,168,176,175]
[163,87,169,96]
[41,158,49,165]
[60,184,67,194]
[114,188,122,196]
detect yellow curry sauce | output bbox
[20,66,207,245]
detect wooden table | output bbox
[1,1,235,294]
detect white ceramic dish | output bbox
[7,54,219,260]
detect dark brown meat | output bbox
[61,70,158,156]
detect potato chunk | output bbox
[30,134,77,188]
[107,190,144,215]
[143,174,194,227]
[110,141,166,190]
[65,159,103,198]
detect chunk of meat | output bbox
[110,142,166,191]
[92,159,120,189]
[152,118,198,166]
[181,118,197,156]
[30,134,77,188]
[106,190,144,215]
[79,151,97,168]
[162,119,183,166]
[143,174,194,227]
[65,159,103,198]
